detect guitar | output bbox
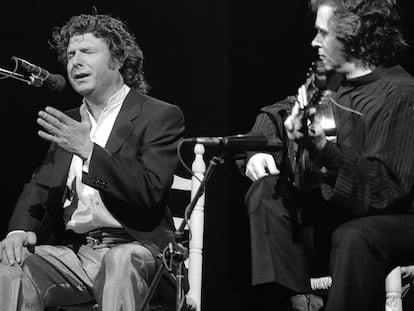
[290,60,338,190]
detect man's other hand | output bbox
[0,231,37,265]
[245,153,280,182]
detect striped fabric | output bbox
[315,65,414,215]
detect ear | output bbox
[109,56,123,71]
[116,55,127,70]
[116,59,124,70]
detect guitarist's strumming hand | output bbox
[245,153,280,182]
[284,85,327,152]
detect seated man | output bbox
[238,0,414,310]
[0,13,185,311]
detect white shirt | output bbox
[64,84,130,233]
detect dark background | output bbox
[1,1,413,310]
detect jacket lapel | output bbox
[105,89,143,153]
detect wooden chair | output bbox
[310,265,414,311]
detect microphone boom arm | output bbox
[0,67,42,87]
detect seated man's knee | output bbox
[0,256,44,309]
[332,219,382,252]
[102,243,156,279]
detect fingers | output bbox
[27,232,37,246]
[37,107,75,145]
[37,105,93,158]
[246,153,279,181]
[245,164,259,181]
[284,97,322,144]
[37,116,65,138]
[0,232,37,265]
[284,115,293,132]
[37,107,67,137]
[13,238,23,265]
[284,100,302,136]
[2,233,26,265]
[251,164,266,181]
[284,114,304,140]
[298,85,308,109]
[264,156,280,175]
[308,106,317,117]
[44,106,73,124]
[37,106,77,136]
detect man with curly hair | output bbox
[239,0,414,310]
[0,13,185,311]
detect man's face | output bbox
[66,33,123,101]
[311,5,348,73]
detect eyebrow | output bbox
[314,25,328,34]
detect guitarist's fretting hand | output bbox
[284,88,327,152]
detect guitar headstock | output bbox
[302,60,328,108]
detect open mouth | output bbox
[74,73,89,80]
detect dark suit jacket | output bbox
[8,89,185,256]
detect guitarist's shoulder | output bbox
[260,96,295,115]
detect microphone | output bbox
[182,134,282,151]
[12,56,66,91]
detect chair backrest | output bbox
[171,143,206,311]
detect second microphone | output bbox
[182,134,282,151]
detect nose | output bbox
[70,51,83,67]
[311,34,321,48]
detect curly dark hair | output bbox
[51,13,149,93]
[309,0,408,67]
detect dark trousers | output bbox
[326,214,414,311]
[245,175,414,311]
[245,175,311,293]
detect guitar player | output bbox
[236,0,414,310]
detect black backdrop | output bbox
[1,1,413,310]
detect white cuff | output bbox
[6,230,26,238]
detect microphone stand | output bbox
[0,67,42,87]
[138,153,226,311]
